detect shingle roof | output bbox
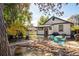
[44,16,73,24]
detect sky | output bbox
[29,3,79,26]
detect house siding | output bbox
[48,24,71,35]
[63,24,71,35]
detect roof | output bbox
[44,16,73,25]
[28,26,37,31]
[35,25,50,28]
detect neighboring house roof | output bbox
[44,16,73,25]
[35,25,50,28]
[29,26,37,31]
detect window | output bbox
[49,26,52,30]
[59,24,63,32]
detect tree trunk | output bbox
[0,4,11,56]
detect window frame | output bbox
[59,24,63,32]
[49,26,52,30]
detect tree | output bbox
[38,16,48,25]
[34,3,79,16]
[3,3,31,26]
[6,20,28,36]
[25,11,32,26]
[68,14,79,25]
[34,3,65,16]
[0,3,32,55]
[68,15,79,33]
[0,4,11,56]
[3,4,32,37]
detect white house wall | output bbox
[63,24,71,35]
[53,25,59,32]
[50,24,71,35]
[48,29,53,34]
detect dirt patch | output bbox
[13,40,79,56]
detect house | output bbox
[36,16,73,38]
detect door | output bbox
[44,27,48,40]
